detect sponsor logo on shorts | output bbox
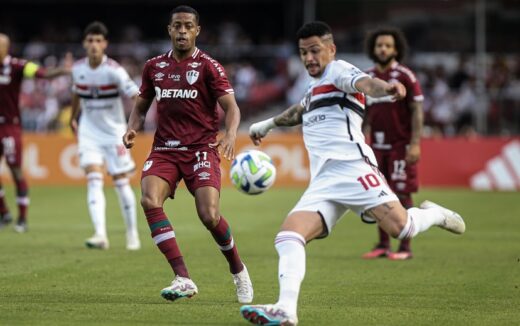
[193,161,211,172]
[378,190,388,198]
[165,140,180,148]
[396,182,406,191]
[153,146,188,151]
[143,160,153,171]
[198,172,211,180]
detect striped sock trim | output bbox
[217,237,234,251]
[16,196,30,205]
[398,215,416,240]
[114,178,130,188]
[153,231,176,244]
[87,172,104,181]
[274,231,306,247]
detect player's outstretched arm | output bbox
[123,97,153,149]
[355,76,406,101]
[211,94,240,160]
[249,103,303,146]
[41,52,74,78]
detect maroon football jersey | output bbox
[139,48,234,151]
[0,56,29,125]
[365,62,423,149]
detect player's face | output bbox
[374,35,397,65]
[298,35,336,78]
[83,34,107,60]
[168,13,200,52]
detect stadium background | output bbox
[1,2,519,326]
[1,0,520,190]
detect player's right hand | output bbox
[249,118,276,146]
[123,129,137,149]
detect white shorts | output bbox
[289,158,398,237]
[78,140,135,175]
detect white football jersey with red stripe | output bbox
[72,56,138,144]
[299,60,375,177]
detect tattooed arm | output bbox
[273,103,304,127]
[249,103,304,145]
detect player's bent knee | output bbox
[198,209,219,229]
[140,195,162,210]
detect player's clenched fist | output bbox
[249,118,276,146]
[386,82,407,101]
[123,129,137,149]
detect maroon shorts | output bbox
[141,146,221,198]
[0,124,23,168]
[373,146,418,194]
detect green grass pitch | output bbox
[0,186,519,325]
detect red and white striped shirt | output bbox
[300,60,375,177]
[72,55,138,144]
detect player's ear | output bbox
[167,24,172,37]
[329,43,336,56]
[196,26,201,36]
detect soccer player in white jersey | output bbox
[70,22,140,250]
[240,21,466,326]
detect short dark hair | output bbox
[365,27,408,62]
[170,5,199,24]
[83,21,108,39]
[296,21,333,41]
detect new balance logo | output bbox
[378,190,388,198]
[470,140,520,191]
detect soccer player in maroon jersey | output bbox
[0,33,71,233]
[362,28,424,260]
[122,5,253,303]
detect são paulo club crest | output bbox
[186,70,199,85]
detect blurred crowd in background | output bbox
[2,0,519,137]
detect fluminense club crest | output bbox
[143,160,153,171]
[186,70,199,85]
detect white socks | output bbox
[114,178,138,237]
[274,231,306,316]
[86,172,106,238]
[398,207,445,239]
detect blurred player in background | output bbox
[70,22,141,250]
[123,5,253,303]
[362,27,424,260]
[0,33,71,233]
[241,21,464,326]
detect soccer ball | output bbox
[230,150,276,195]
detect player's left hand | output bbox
[210,132,236,160]
[406,143,420,163]
[386,82,406,101]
